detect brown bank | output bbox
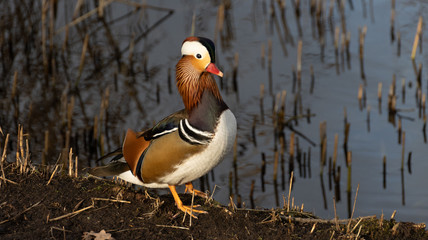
[0,163,426,240]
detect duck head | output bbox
[176,37,223,111]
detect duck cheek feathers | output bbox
[193,56,211,74]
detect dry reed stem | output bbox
[62,24,69,52]
[328,0,334,19]
[68,148,73,177]
[391,210,396,219]
[401,131,405,170]
[351,217,364,233]
[49,203,94,222]
[47,164,59,186]
[273,150,279,181]
[189,190,195,226]
[268,39,272,94]
[411,16,423,60]
[297,40,302,89]
[356,225,362,239]
[358,84,363,102]
[41,0,48,75]
[91,198,131,204]
[379,210,384,227]
[42,130,49,166]
[378,82,382,101]
[75,156,78,178]
[0,176,18,185]
[77,34,89,83]
[190,11,196,36]
[333,197,339,230]
[11,71,18,100]
[279,214,377,224]
[57,0,115,34]
[1,134,10,184]
[261,43,265,68]
[155,225,189,230]
[215,4,225,43]
[287,171,294,212]
[347,183,360,233]
[310,223,317,233]
[333,133,338,169]
[98,0,105,17]
[72,0,84,19]
[329,231,335,240]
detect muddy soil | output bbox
[0,163,426,240]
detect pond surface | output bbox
[1,0,427,223]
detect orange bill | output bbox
[205,63,223,77]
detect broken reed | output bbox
[401,78,406,104]
[333,133,338,171]
[297,40,302,92]
[214,3,225,45]
[232,52,239,102]
[378,82,382,113]
[366,106,371,132]
[261,152,266,192]
[346,151,352,195]
[310,65,315,94]
[401,131,405,171]
[269,0,288,56]
[319,121,327,173]
[252,116,257,147]
[277,0,294,46]
[359,26,367,80]
[260,84,265,123]
[411,16,423,60]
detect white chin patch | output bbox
[181,41,209,61]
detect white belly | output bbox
[160,109,237,186]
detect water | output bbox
[1,0,427,223]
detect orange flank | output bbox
[122,129,150,176]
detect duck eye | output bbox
[196,53,202,59]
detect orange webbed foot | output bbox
[169,185,207,218]
[184,182,208,198]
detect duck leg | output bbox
[184,182,208,198]
[168,185,207,218]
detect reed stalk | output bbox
[411,16,423,60]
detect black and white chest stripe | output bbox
[178,119,214,145]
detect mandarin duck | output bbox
[89,37,237,218]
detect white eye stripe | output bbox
[181,41,209,60]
